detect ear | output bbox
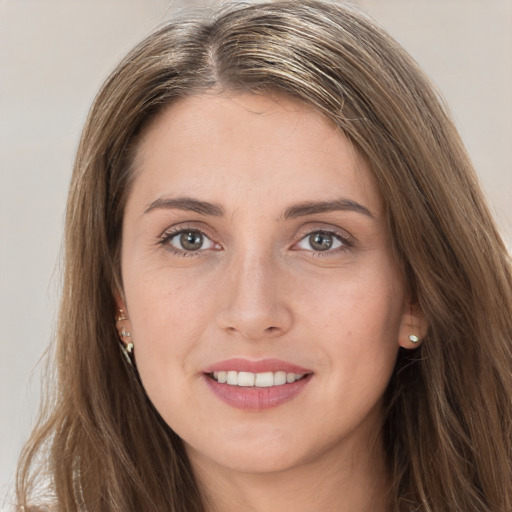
[114,292,133,345]
[114,291,127,314]
[398,300,428,349]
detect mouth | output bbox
[202,359,313,411]
[208,370,308,387]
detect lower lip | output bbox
[203,374,312,411]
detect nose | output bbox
[216,251,293,341]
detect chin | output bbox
[185,431,312,475]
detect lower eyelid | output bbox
[295,230,352,249]
[159,228,221,254]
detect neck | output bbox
[191,434,392,512]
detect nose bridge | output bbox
[217,242,292,339]
[236,249,274,308]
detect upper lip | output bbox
[203,358,312,374]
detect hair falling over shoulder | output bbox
[15,1,512,511]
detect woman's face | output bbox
[120,92,411,476]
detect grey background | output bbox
[1,0,511,507]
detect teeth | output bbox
[255,372,274,387]
[274,371,287,386]
[238,371,255,387]
[211,370,305,387]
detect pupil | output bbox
[180,231,203,251]
[310,232,332,251]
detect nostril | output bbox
[217,301,293,339]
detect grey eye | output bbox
[180,231,203,251]
[168,230,215,252]
[309,233,334,251]
[296,231,344,252]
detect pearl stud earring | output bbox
[408,334,420,344]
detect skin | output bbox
[118,92,423,512]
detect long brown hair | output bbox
[16,1,512,510]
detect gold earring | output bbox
[120,341,134,365]
[116,309,134,365]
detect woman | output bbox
[16,1,512,511]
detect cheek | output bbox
[124,271,211,401]
[126,265,211,337]
[304,267,404,392]
[304,265,404,343]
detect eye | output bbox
[295,231,347,252]
[163,229,217,253]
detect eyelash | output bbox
[158,225,218,257]
[294,229,353,256]
[158,226,354,257]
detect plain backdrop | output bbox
[1,0,511,507]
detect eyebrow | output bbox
[144,197,224,216]
[143,196,375,220]
[283,199,375,220]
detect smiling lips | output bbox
[203,358,312,411]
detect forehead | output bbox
[130,92,383,216]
